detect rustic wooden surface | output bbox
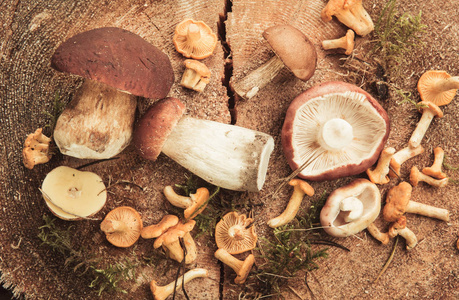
[1,0,459,299]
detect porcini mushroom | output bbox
[215,211,257,254]
[382,181,449,222]
[366,147,395,184]
[408,101,443,149]
[141,214,179,239]
[389,145,425,178]
[153,220,197,264]
[40,166,107,220]
[214,248,255,284]
[100,206,143,248]
[22,128,52,169]
[422,147,447,179]
[320,179,381,237]
[417,70,459,106]
[150,268,208,300]
[133,97,274,192]
[282,81,390,181]
[232,24,317,100]
[267,179,314,228]
[180,59,211,92]
[321,0,374,36]
[173,19,218,59]
[163,186,210,219]
[51,27,174,159]
[388,216,418,250]
[322,29,355,55]
[410,166,448,188]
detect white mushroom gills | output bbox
[317,118,354,151]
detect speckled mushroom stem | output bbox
[405,200,449,222]
[150,268,208,300]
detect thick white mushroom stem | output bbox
[161,116,274,192]
[317,118,354,151]
[389,145,424,177]
[366,147,395,184]
[367,223,390,245]
[422,147,447,179]
[405,199,449,222]
[214,248,255,284]
[267,179,314,228]
[339,197,364,222]
[410,166,449,188]
[232,56,285,100]
[150,268,208,300]
[408,102,443,149]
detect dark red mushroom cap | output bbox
[51,27,174,99]
[282,81,390,181]
[133,97,186,161]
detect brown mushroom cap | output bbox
[382,182,412,222]
[173,19,218,59]
[262,25,317,81]
[51,27,174,99]
[418,71,457,106]
[282,81,390,181]
[133,97,186,161]
[100,206,143,248]
[215,212,257,254]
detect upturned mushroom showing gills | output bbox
[173,19,218,59]
[133,97,274,192]
[51,27,174,159]
[100,206,143,248]
[215,211,257,254]
[282,81,390,181]
[320,178,381,237]
[417,70,459,106]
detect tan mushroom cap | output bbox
[382,182,412,222]
[173,19,218,59]
[215,211,257,254]
[100,206,143,248]
[418,71,458,106]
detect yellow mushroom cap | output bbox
[100,206,143,248]
[173,19,218,59]
[418,71,457,106]
[215,211,257,254]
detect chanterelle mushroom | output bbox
[100,206,143,248]
[150,268,208,300]
[215,211,257,254]
[173,19,218,59]
[408,101,443,149]
[22,128,52,169]
[163,186,210,219]
[133,97,274,192]
[214,248,255,284]
[180,59,211,92]
[51,27,174,159]
[322,29,355,55]
[321,0,374,36]
[153,220,197,264]
[282,81,390,181]
[417,70,459,106]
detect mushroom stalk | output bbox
[422,147,447,179]
[389,145,425,177]
[366,147,395,184]
[408,102,443,149]
[410,166,448,188]
[214,248,255,284]
[367,223,390,245]
[339,197,364,222]
[395,227,418,250]
[100,219,128,234]
[430,76,459,92]
[150,268,208,300]
[405,200,449,222]
[161,116,274,192]
[322,30,355,55]
[321,0,374,36]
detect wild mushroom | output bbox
[366,147,395,184]
[215,211,257,254]
[320,179,381,237]
[163,186,210,219]
[417,70,459,106]
[133,97,274,192]
[422,147,447,179]
[389,145,424,178]
[232,24,317,100]
[141,214,179,239]
[321,0,374,36]
[382,181,449,222]
[267,179,314,228]
[322,29,355,55]
[100,206,143,248]
[153,220,197,264]
[40,166,107,220]
[173,19,218,59]
[408,101,443,149]
[367,223,390,245]
[410,166,448,188]
[22,128,52,169]
[214,248,255,284]
[388,216,418,250]
[282,81,390,181]
[180,59,211,92]
[51,27,174,159]
[150,268,208,300]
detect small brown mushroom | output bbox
[422,147,447,179]
[215,211,257,254]
[321,0,374,36]
[150,268,208,300]
[180,59,211,92]
[410,166,448,188]
[173,19,217,59]
[163,186,210,220]
[388,216,418,250]
[417,70,459,106]
[389,145,425,178]
[214,248,255,284]
[100,206,143,248]
[366,147,395,184]
[22,128,52,169]
[322,29,355,55]
[153,220,196,264]
[141,215,179,239]
[408,101,443,149]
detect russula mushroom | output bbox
[180,59,211,92]
[410,166,448,188]
[382,181,449,222]
[22,128,52,169]
[322,29,355,55]
[163,186,210,219]
[388,216,418,250]
[267,179,314,228]
[422,147,447,179]
[418,70,459,106]
[133,97,274,192]
[321,0,374,36]
[153,220,197,264]
[282,81,390,181]
[51,27,174,159]
[40,166,107,220]
[214,248,255,284]
[150,268,208,300]
[389,145,425,178]
[232,24,317,100]
[173,19,218,59]
[100,206,143,248]
[215,211,257,254]
[408,101,443,149]
[141,214,179,239]
[366,147,395,184]
[320,178,381,237]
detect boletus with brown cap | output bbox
[232,24,317,100]
[133,97,274,192]
[282,81,390,181]
[51,27,174,159]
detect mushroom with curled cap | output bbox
[22,128,52,169]
[141,214,179,239]
[180,59,211,92]
[366,147,395,184]
[215,211,257,254]
[322,29,355,55]
[232,24,317,100]
[321,0,374,36]
[173,19,218,59]
[153,220,197,264]
[410,166,448,188]
[133,97,274,192]
[320,178,381,237]
[417,70,459,106]
[163,186,210,220]
[282,81,390,181]
[100,206,143,248]
[51,27,174,159]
